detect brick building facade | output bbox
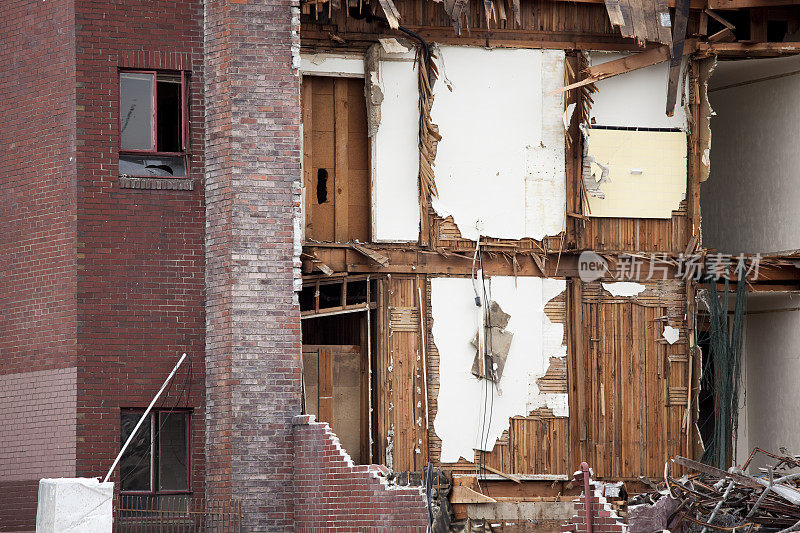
[1,0,207,529]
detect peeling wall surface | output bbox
[589,52,687,129]
[373,54,421,242]
[585,128,687,218]
[431,276,567,463]
[430,47,566,241]
[701,55,800,254]
[738,293,800,469]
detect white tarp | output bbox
[36,478,113,533]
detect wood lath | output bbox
[568,278,691,479]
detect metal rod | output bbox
[581,462,593,533]
[103,353,188,483]
[366,275,373,464]
[702,479,735,533]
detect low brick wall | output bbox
[561,481,628,533]
[292,415,429,531]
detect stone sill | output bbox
[119,175,193,191]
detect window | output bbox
[120,410,190,493]
[119,71,188,178]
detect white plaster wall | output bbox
[739,293,800,469]
[373,57,421,242]
[701,55,800,254]
[431,276,567,463]
[588,52,687,129]
[430,47,566,241]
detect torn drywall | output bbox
[584,128,687,219]
[364,45,383,138]
[698,57,716,183]
[588,52,687,129]
[432,276,567,463]
[300,53,365,77]
[430,47,566,241]
[602,282,646,297]
[372,53,421,242]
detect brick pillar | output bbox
[204,0,303,530]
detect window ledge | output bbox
[119,175,193,191]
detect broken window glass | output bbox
[119,154,186,178]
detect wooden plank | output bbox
[655,0,673,45]
[556,41,696,93]
[710,0,800,7]
[318,347,334,423]
[302,77,314,240]
[666,0,691,116]
[450,486,498,504]
[705,8,736,30]
[750,7,768,41]
[334,79,349,242]
[481,463,522,483]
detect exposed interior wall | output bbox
[701,55,800,254]
[431,276,567,463]
[588,52,687,129]
[372,53,420,242]
[583,52,688,219]
[738,292,800,469]
[584,129,687,218]
[430,47,566,241]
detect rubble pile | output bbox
[628,449,800,532]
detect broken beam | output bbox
[556,41,697,94]
[350,243,391,267]
[481,464,522,483]
[666,0,692,116]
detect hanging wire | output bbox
[700,267,746,469]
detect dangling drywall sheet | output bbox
[431,276,567,463]
[585,128,686,219]
[589,52,687,129]
[430,47,566,241]
[372,56,421,242]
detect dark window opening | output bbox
[120,70,187,178]
[120,410,190,493]
[316,168,328,204]
[156,74,183,153]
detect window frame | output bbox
[119,409,192,495]
[118,69,189,177]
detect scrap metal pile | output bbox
[628,449,800,532]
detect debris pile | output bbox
[628,449,800,532]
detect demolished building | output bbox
[2,0,800,530]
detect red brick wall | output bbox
[72,0,206,494]
[204,0,304,528]
[293,415,430,531]
[0,0,77,375]
[561,482,628,533]
[0,1,77,529]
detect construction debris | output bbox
[628,450,800,532]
